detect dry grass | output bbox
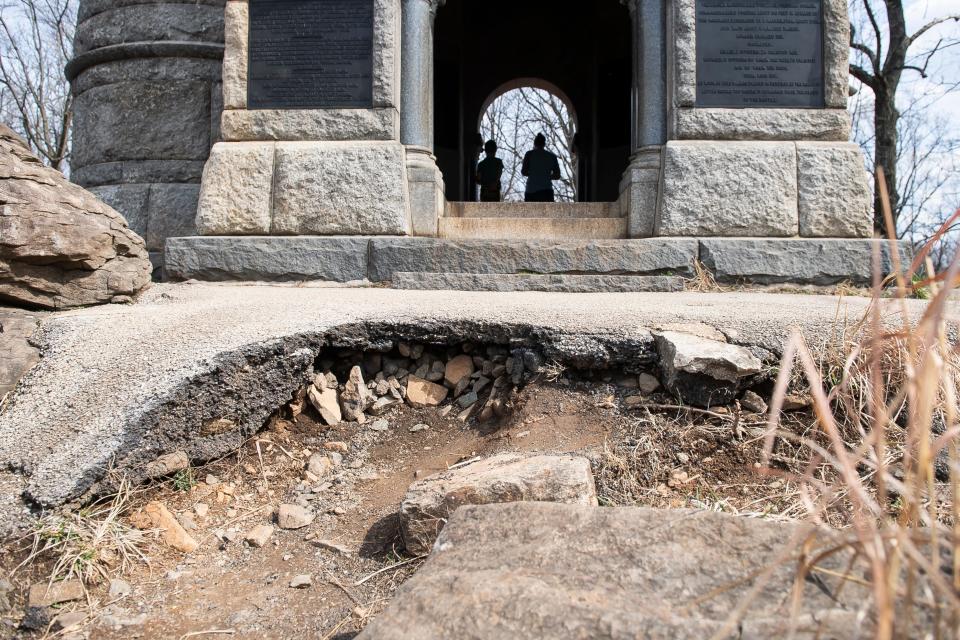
[684,259,727,292]
[15,477,151,588]
[752,174,960,639]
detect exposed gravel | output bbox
[0,283,928,536]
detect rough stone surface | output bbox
[195,142,274,235]
[372,0,400,107]
[271,142,409,235]
[28,580,84,607]
[444,355,474,387]
[360,503,872,640]
[392,272,685,293]
[129,501,199,552]
[0,284,927,536]
[165,236,369,282]
[658,141,798,237]
[700,238,907,286]
[406,375,448,408]
[439,217,626,241]
[797,142,873,238]
[674,108,850,141]
[340,366,374,422]
[400,453,597,555]
[277,504,314,529]
[307,384,341,425]
[672,0,697,106]
[822,0,852,108]
[221,1,247,110]
[72,80,213,169]
[0,308,42,397]
[369,238,699,281]
[0,124,152,309]
[654,330,763,406]
[620,149,660,238]
[73,3,224,55]
[221,108,398,142]
[143,451,189,478]
[244,524,273,547]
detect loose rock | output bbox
[108,578,132,598]
[290,575,312,589]
[143,451,190,479]
[307,453,334,478]
[406,376,449,407]
[308,384,342,426]
[637,373,661,394]
[400,453,598,555]
[740,390,768,414]
[245,524,274,548]
[129,501,199,553]
[28,580,84,607]
[277,504,315,529]
[444,355,475,387]
[654,330,762,406]
[341,366,375,422]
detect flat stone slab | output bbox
[165,236,370,282]
[392,272,685,293]
[400,453,598,555]
[438,217,627,240]
[360,502,873,639]
[368,237,699,281]
[700,238,906,285]
[0,285,927,536]
[164,236,901,287]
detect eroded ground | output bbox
[0,373,806,640]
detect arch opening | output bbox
[478,81,579,203]
[433,0,632,203]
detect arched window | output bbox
[478,81,578,203]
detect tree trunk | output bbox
[873,86,900,232]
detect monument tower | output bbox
[70,0,893,287]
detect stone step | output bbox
[391,272,685,293]
[439,217,627,240]
[445,202,616,219]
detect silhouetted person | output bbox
[521,133,561,202]
[476,139,504,202]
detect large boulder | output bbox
[361,502,876,640]
[0,124,151,309]
[400,453,597,555]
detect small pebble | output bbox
[290,575,312,589]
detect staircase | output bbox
[439,202,627,240]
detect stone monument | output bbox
[71,0,892,288]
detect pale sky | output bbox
[898,0,960,119]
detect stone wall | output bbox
[68,0,226,266]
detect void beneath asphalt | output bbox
[0,284,926,536]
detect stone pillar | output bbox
[67,0,226,269]
[401,0,445,236]
[632,0,667,148]
[619,0,666,238]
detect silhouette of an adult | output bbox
[521,133,561,202]
[476,139,504,202]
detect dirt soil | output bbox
[0,379,796,640]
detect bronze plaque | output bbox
[248,0,374,109]
[695,0,824,108]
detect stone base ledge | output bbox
[165,236,906,287]
[392,272,685,293]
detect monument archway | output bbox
[477,80,579,202]
[432,0,631,202]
